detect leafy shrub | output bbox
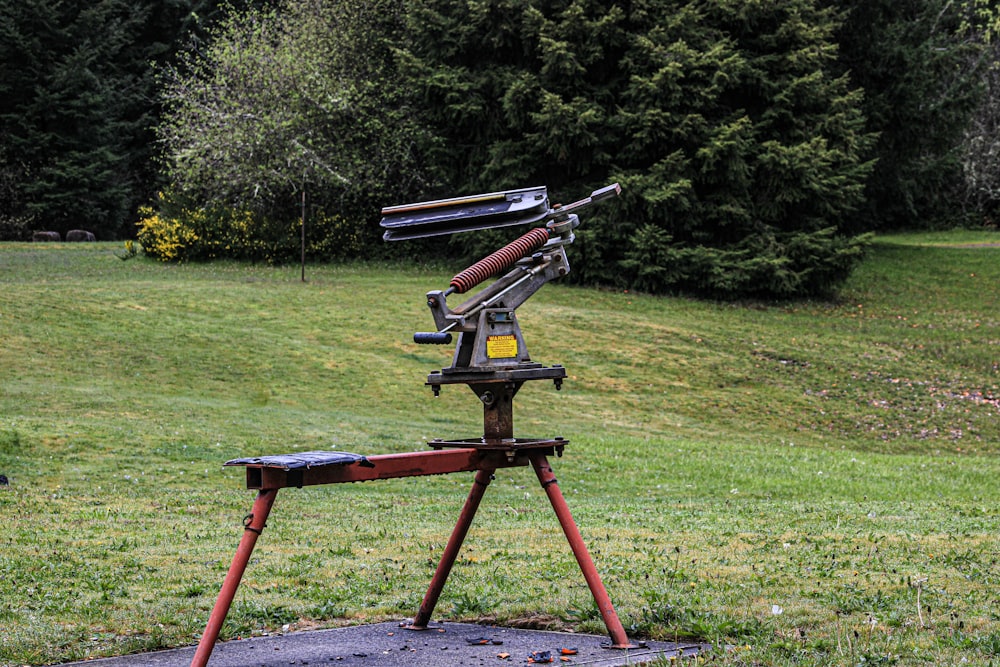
[136,200,201,262]
[137,190,267,262]
[136,189,373,263]
[0,214,33,242]
[153,0,429,261]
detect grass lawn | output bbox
[0,233,998,666]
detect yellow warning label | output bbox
[486,334,518,359]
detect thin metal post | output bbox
[300,188,306,283]
[406,467,495,629]
[191,488,278,667]
[529,452,635,649]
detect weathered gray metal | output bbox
[380,185,549,241]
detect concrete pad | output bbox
[58,621,709,666]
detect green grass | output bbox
[0,236,998,666]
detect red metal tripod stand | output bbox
[191,397,635,667]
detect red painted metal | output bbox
[241,448,525,490]
[193,444,635,664]
[450,227,551,294]
[529,452,636,649]
[191,488,278,667]
[406,467,496,629]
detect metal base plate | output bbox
[429,437,566,452]
[428,364,566,386]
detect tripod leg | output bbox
[529,452,635,649]
[191,488,278,667]
[406,467,494,629]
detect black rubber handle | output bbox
[414,332,453,344]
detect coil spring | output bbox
[449,227,552,294]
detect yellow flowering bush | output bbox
[136,203,200,262]
[136,190,373,263]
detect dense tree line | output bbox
[828,0,995,231]
[394,0,877,297]
[2,0,997,297]
[0,0,259,240]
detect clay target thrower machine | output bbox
[381,183,620,449]
[189,185,636,667]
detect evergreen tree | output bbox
[0,1,139,237]
[958,0,1000,219]
[828,0,987,230]
[0,0,241,239]
[118,1,245,229]
[398,0,875,297]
